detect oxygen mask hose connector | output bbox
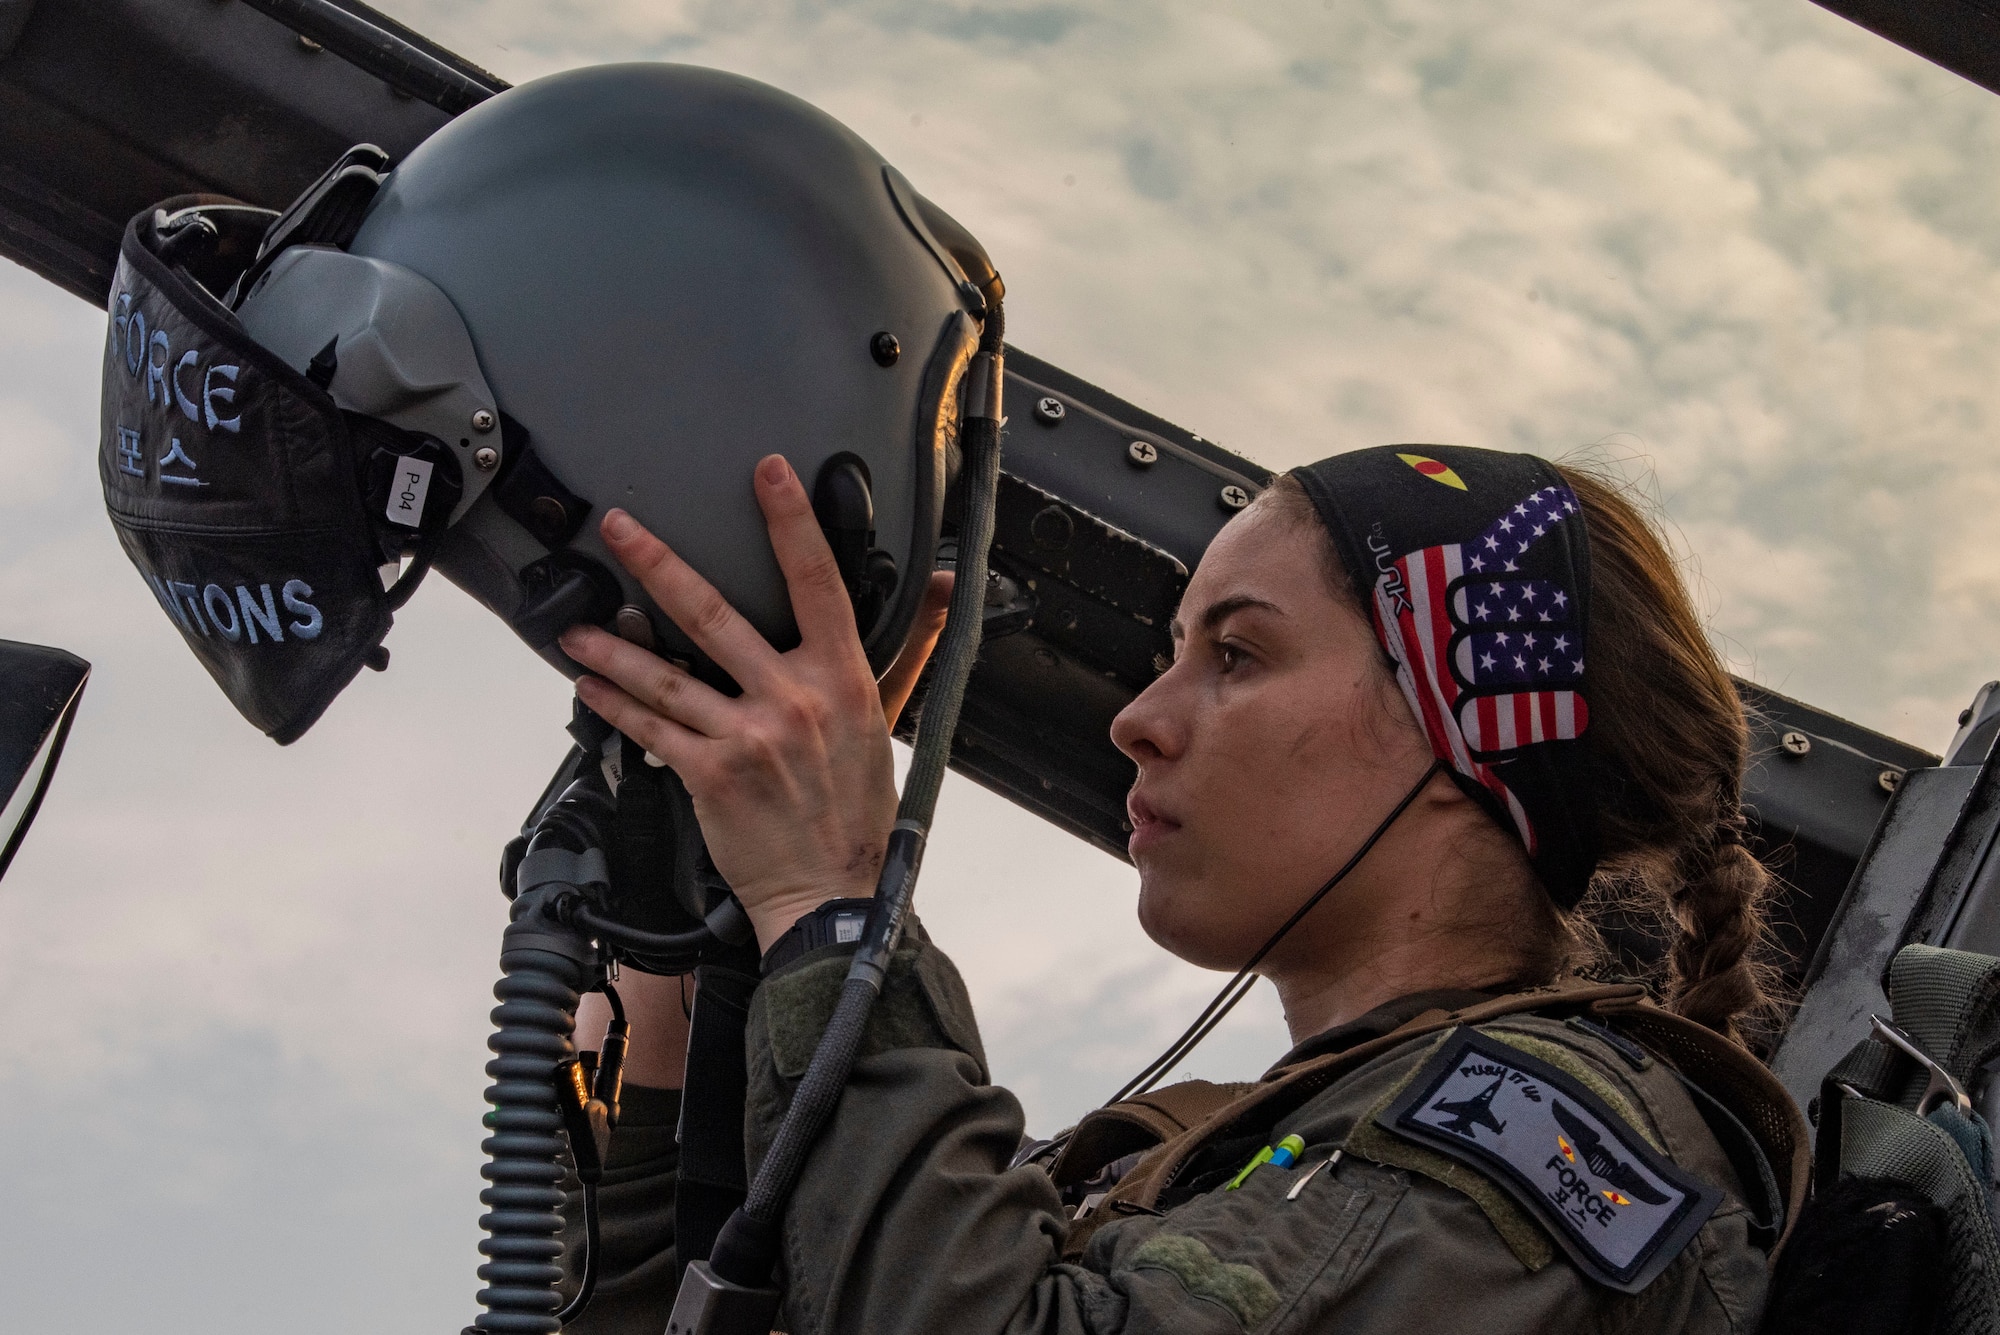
[544,978,629,1328]
[594,980,629,1128]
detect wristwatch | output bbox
[760,897,875,976]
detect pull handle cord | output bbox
[1103,758,1446,1107]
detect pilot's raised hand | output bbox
[558,453,948,951]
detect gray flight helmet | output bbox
[237,62,995,681]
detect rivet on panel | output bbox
[1030,505,1074,549]
[530,496,568,536]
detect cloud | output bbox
[8,0,2000,1327]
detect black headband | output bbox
[1291,445,1599,907]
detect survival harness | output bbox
[1046,957,2000,1333]
[1765,944,2000,1335]
[1046,979,1811,1264]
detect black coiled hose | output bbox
[473,894,594,1333]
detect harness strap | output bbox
[1806,944,2000,1330]
[1817,945,2000,1193]
[1047,1080,1258,1191]
[1590,996,1812,1258]
[1834,1095,2000,1328]
[1060,980,1648,1259]
[675,953,760,1275]
[1887,945,2000,1104]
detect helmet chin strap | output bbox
[1102,757,1448,1108]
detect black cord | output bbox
[569,901,714,958]
[554,980,625,1326]
[600,978,627,1026]
[553,1182,599,1324]
[701,302,1008,1291]
[383,532,440,611]
[1102,758,1446,1107]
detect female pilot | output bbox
[558,442,1808,1334]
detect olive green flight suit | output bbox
[746,938,1802,1335]
[568,934,1804,1335]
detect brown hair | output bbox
[1261,466,1779,1045]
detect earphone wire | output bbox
[1102,759,1445,1107]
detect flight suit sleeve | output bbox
[746,938,1326,1335]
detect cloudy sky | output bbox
[6,0,2000,1329]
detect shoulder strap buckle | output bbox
[1869,1015,1973,1117]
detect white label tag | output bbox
[385,456,435,528]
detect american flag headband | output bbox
[1367,483,1589,857]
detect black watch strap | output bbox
[760,897,875,976]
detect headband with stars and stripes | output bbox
[1291,445,1599,908]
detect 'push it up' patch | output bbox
[1376,1029,1722,1293]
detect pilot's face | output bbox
[1109,497,1438,975]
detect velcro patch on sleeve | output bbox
[1376,1028,1722,1293]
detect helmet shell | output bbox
[347,63,976,672]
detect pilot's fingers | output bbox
[560,626,737,739]
[878,570,953,728]
[751,454,862,652]
[598,508,780,688]
[573,672,707,774]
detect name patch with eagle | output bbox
[1377,1029,1722,1292]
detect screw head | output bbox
[1034,396,1066,424]
[614,605,656,650]
[1780,730,1812,757]
[473,446,499,471]
[1218,484,1252,511]
[471,408,497,433]
[1879,768,1904,794]
[870,331,901,367]
[983,571,1015,608]
[1127,440,1159,467]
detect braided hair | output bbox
[1556,465,1778,1045]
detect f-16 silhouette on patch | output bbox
[1381,1028,1722,1293]
[1551,1099,1670,1204]
[1429,1075,1507,1138]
